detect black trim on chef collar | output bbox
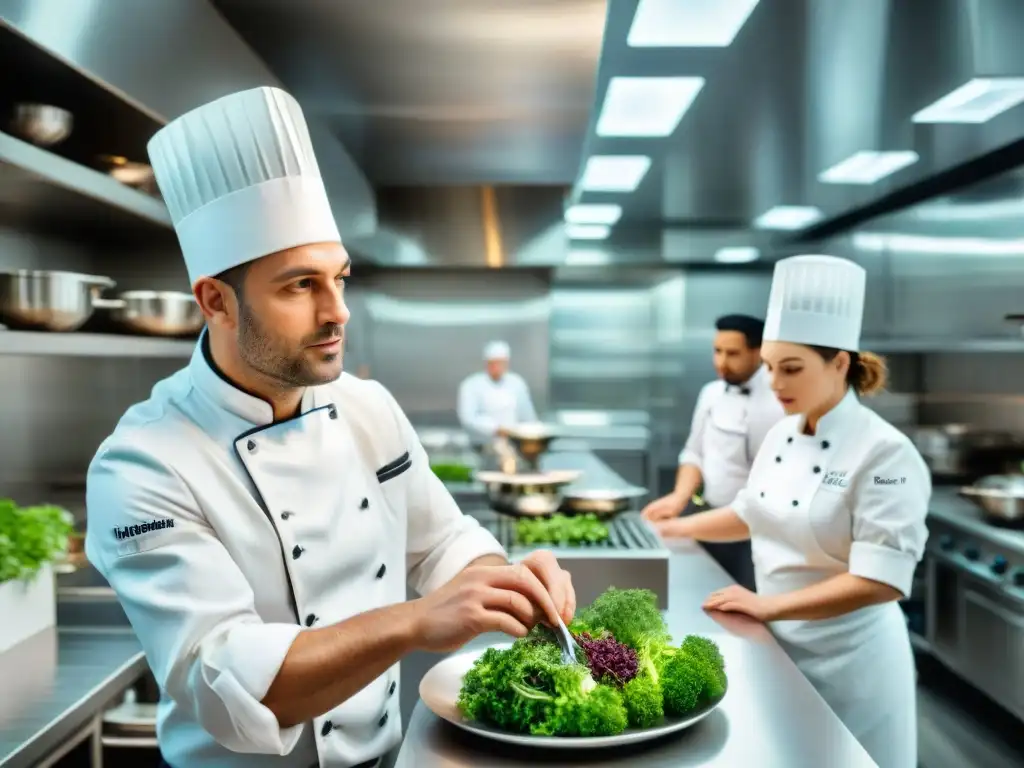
[377,452,412,483]
[202,331,331,426]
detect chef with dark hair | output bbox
[85,87,575,768]
[642,314,785,588]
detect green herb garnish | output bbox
[515,513,609,546]
[0,498,75,583]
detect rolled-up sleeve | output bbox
[374,383,507,595]
[678,385,712,469]
[848,438,931,596]
[85,442,304,755]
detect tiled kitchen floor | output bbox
[916,653,1024,768]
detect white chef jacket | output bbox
[84,334,506,768]
[678,367,784,507]
[732,388,930,768]
[456,371,537,445]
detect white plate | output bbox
[419,643,726,749]
[475,469,582,486]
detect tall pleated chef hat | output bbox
[147,87,341,286]
[484,340,511,360]
[763,255,867,352]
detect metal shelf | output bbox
[864,338,1024,354]
[0,129,173,240]
[0,330,195,358]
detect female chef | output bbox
[85,87,575,768]
[655,254,930,768]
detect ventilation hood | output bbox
[346,185,571,268]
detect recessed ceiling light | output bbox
[753,206,824,230]
[818,150,920,185]
[628,0,761,47]
[714,246,760,263]
[596,77,706,137]
[565,249,612,265]
[912,78,1024,124]
[580,156,653,192]
[565,204,622,225]
[565,224,611,240]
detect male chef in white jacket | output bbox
[84,87,575,768]
[642,314,784,589]
[456,340,538,446]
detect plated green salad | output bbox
[456,588,727,737]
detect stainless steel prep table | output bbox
[394,538,876,768]
[0,627,146,768]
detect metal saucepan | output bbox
[96,154,158,196]
[0,270,115,331]
[502,422,560,467]
[560,486,648,517]
[93,291,204,337]
[8,103,73,147]
[907,424,1017,476]
[959,475,1024,524]
[475,469,582,517]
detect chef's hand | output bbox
[702,585,779,622]
[641,492,685,521]
[409,555,573,653]
[652,516,692,539]
[520,549,575,626]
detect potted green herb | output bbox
[0,498,75,653]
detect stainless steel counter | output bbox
[0,627,146,768]
[928,487,1024,557]
[393,539,876,767]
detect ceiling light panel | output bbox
[565,224,611,240]
[628,0,761,47]
[818,150,920,185]
[596,77,706,137]
[714,246,760,263]
[565,204,622,225]
[580,155,653,192]
[912,78,1024,124]
[753,206,824,230]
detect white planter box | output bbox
[0,564,56,654]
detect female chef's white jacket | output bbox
[732,388,930,768]
[84,338,506,768]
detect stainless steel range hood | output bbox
[347,185,570,268]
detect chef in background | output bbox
[85,87,575,768]
[642,314,784,589]
[657,255,929,768]
[457,340,538,445]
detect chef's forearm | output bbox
[261,601,419,728]
[672,464,703,501]
[673,507,750,542]
[766,573,902,621]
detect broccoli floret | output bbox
[680,635,728,702]
[622,674,663,728]
[575,588,670,649]
[532,663,628,737]
[659,651,705,715]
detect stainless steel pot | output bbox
[503,423,559,467]
[93,291,204,336]
[475,469,581,517]
[0,270,115,331]
[560,486,648,517]
[9,103,73,146]
[959,475,1024,524]
[908,424,1015,476]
